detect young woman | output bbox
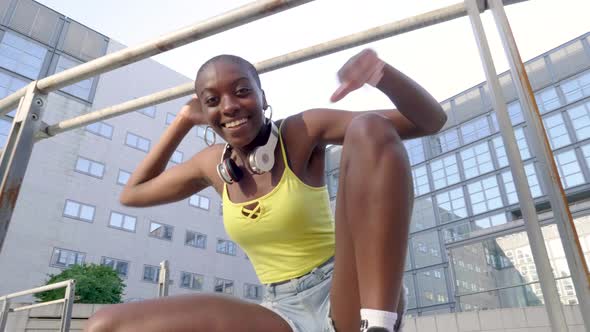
[84,49,446,332]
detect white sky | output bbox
[36,0,590,119]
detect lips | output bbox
[221,117,250,130]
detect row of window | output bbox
[403,69,590,166]
[62,198,232,249]
[49,247,262,300]
[411,133,590,199]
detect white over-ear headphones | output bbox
[216,120,279,184]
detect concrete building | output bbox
[0,0,260,302]
[325,31,590,316]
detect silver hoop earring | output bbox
[264,105,273,122]
[204,126,217,146]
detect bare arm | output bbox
[295,50,446,147]
[120,98,212,207]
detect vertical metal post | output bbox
[465,1,569,330]
[489,1,590,330]
[158,260,170,297]
[0,83,47,252]
[59,280,75,332]
[0,298,9,332]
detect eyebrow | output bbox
[198,77,252,96]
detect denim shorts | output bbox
[260,257,336,332]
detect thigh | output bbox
[84,293,293,332]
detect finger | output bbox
[330,81,355,103]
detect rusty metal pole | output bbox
[0,83,47,252]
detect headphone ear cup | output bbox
[225,158,244,183]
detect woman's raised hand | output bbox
[179,95,207,126]
[330,49,386,103]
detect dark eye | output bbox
[236,87,251,96]
[205,96,219,106]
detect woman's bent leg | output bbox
[330,113,413,332]
[84,293,293,332]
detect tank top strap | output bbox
[278,120,289,167]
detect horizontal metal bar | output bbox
[11,299,66,313]
[0,0,313,114]
[0,280,73,301]
[42,0,527,138]
[0,86,26,117]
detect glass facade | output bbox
[324,33,590,316]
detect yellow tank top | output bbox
[222,123,335,284]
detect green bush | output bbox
[35,264,125,304]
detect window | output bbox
[491,128,531,168]
[582,144,590,172]
[554,150,585,188]
[412,165,430,196]
[75,156,105,178]
[508,100,525,125]
[180,272,204,290]
[101,257,129,278]
[109,211,137,232]
[467,175,503,215]
[327,170,339,198]
[125,132,150,152]
[63,199,95,222]
[149,221,173,241]
[461,117,491,144]
[50,248,85,268]
[501,163,543,205]
[214,278,234,294]
[137,105,156,118]
[166,113,176,125]
[473,213,507,230]
[535,87,562,114]
[417,268,448,306]
[171,150,184,164]
[404,138,425,165]
[430,154,460,190]
[185,231,207,249]
[543,113,571,149]
[189,194,210,210]
[55,55,94,100]
[244,283,262,300]
[0,31,47,79]
[86,122,113,139]
[0,119,10,148]
[566,102,590,141]
[560,70,590,103]
[143,265,160,283]
[443,221,470,243]
[431,129,460,156]
[460,142,494,180]
[117,169,131,185]
[217,239,237,256]
[0,71,28,117]
[412,231,442,268]
[435,187,468,223]
[410,197,436,232]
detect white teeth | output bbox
[225,118,248,128]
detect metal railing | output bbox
[0,0,588,331]
[0,279,76,332]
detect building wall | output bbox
[325,32,590,315]
[0,0,260,302]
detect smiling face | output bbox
[195,56,267,149]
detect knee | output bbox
[84,307,117,332]
[344,113,406,162]
[344,113,402,148]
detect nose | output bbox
[221,95,240,116]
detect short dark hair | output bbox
[195,54,261,89]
